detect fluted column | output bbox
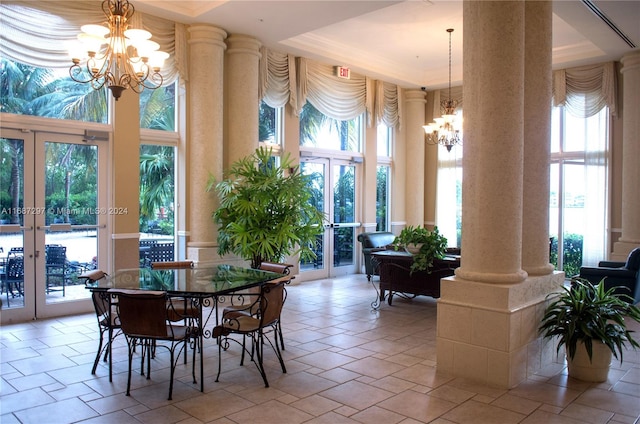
[225,35,262,167]
[403,89,426,227]
[456,1,527,284]
[612,51,640,260]
[186,25,227,263]
[522,1,555,276]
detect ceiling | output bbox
[136,0,640,90]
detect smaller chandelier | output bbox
[423,28,461,152]
[68,0,168,100]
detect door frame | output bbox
[1,122,109,323]
[299,155,361,281]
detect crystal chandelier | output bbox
[68,0,168,100]
[423,28,461,152]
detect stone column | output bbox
[225,34,262,168]
[403,89,426,227]
[612,51,640,260]
[456,1,527,284]
[436,1,564,389]
[186,25,227,265]
[522,1,555,276]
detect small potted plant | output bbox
[539,278,640,382]
[391,225,448,273]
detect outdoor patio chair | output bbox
[45,245,67,296]
[2,256,24,307]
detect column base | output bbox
[436,271,565,388]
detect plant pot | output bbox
[405,243,422,254]
[567,341,612,382]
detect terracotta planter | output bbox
[567,341,612,382]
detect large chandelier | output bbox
[423,28,461,152]
[68,0,168,100]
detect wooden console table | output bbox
[371,250,460,307]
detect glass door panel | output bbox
[299,162,326,273]
[332,163,357,276]
[36,134,105,317]
[299,159,359,280]
[0,131,35,322]
[42,140,99,304]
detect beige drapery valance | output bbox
[259,48,401,128]
[0,0,187,83]
[553,61,617,118]
[258,47,297,110]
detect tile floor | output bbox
[1,274,639,424]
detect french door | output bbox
[299,157,360,280]
[0,128,107,323]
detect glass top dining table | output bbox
[85,264,283,298]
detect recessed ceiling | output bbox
[136,0,639,89]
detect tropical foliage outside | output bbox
[1,57,176,236]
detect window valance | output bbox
[553,61,617,118]
[258,47,296,110]
[258,49,400,128]
[0,0,186,84]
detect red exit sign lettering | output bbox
[335,66,351,79]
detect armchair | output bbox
[578,247,640,304]
[357,231,396,281]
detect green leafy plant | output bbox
[539,278,640,363]
[392,225,448,273]
[208,147,325,269]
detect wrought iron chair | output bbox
[222,262,293,350]
[45,245,67,296]
[109,289,198,400]
[150,261,202,373]
[80,270,120,382]
[214,276,289,388]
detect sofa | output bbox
[578,247,640,304]
[357,231,396,281]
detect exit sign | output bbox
[335,66,351,79]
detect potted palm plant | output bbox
[539,278,640,382]
[208,147,325,269]
[391,225,448,273]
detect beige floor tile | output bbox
[289,393,341,416]
[227,399,313,424]
[320,380,393,410]
[441,399,525,424]
[378,390,457,422]
[341,356,405,379]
